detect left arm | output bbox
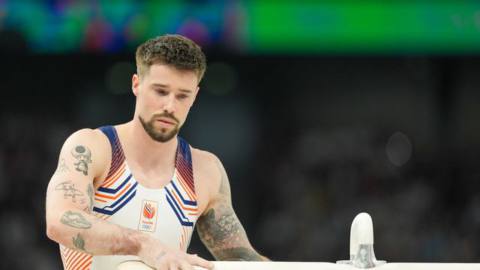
[196,156,268,261]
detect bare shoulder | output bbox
[190,147,225,207]
[64,128,107,144]
[60,128,111,179]
[190,147,222,175]
[62,128,110,157]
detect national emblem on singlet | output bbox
[59,126,198,270]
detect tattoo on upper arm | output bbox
[61,211,92,229]
[71,145,92,176]
[54,158,70,175]
[55,181,86,204]
[87,184,94,211]
[72,233,86,251]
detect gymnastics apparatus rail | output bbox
[118,213,479,270]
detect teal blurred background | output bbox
[2,1,480,54]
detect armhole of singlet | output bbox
[98,125,126,180]
[177,137,196,195]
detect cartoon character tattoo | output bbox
[71,145,92,176]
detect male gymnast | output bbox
[46,34,267,270]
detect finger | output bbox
[156,261,168,270]
[169,262,179,270]
[187,254,214,269]
[179,260,193,270]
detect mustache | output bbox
[152,112,179,124]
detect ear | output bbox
[132,74,140,96]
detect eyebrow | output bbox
[151,83,193,93]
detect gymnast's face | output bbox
[132,63,199,142]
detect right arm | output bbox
[45,129,212,270]
[45,128,144,255]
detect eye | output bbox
[176,94,189,100]
[155,89,168,96]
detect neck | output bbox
[119,119,178,169]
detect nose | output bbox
[162,94,176,114]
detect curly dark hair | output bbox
[135,34,207,81]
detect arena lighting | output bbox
[117,213,480,270]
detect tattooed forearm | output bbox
[197,159,243,249]
[197,206,267,261]
[61,211,92,229]
[73,233,86,251]
[197,157,267,261]
[71,145,92,176]
[55,181,86,204]
[54,158,70,175]
[197,208,242,248]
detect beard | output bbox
[139,112,180,143]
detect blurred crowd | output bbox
[1,55,480,269]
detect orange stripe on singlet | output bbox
[82,259,92,270]
[95,183,131,200]
[61,243,93,270]
[177,177,195,201]
[104,162,125,184]
[76,255,92,270]
[66,250,79,267]
[176,164,195,191]
[94,197,107,203]
[93,212,109,221]
[68,254,83,270]
[66,251,84,270]
[176,172,196,200]
[102,163,126,188]
[65,249,78,268]
[61,247,70,269]
[104,168,127,188]
[171,190,198,214]
[70,253,88,270]
[69,254,89,270]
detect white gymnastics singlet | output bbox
[59,125,199,270]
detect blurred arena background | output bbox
[1,1,480,268]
